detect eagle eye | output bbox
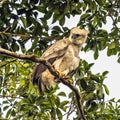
[76,34,80,37]
[72,34,81,39]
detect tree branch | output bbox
[0,47,86,120]
[0,59,17,68]
[0,31,34,39]
[0,94,23,99]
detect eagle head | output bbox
[69,27,89,46]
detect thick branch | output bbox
[0,47,86,120]
[0,47,38,62]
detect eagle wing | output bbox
[31,38,70,85]
[41,38,70,60]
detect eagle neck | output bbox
[70,43,81,56]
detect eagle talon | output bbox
[56,69,65,77]
[65,77,73,84]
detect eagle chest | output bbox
[57,45,80,73]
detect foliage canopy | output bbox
[0,0,120,119]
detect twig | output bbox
[0,59,17,68]
[109,14,120,33]
[0,31,34,39]
[66,100,75,119]
[0,47,86,120]
[0,94,23,99]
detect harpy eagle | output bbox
[31,27,89,93]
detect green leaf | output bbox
[44,12,52,20]
[11,20,18,31]
[118,16,120,22]
[41,101,50,106]
[68,92,74,98]
[85,93,95,100]
[3,106,9,111]
[80,13,90,21]
[103,84,109,95]
[23,63,29,68]
[20,79,25,86]
[11,109,15,116]
[59,16,65,26]
[60,100,68,107]
[94,47,99,59]
[89,63,94,68]
[98,87,104,99]
[108,42,116,49]
[2,100,9,104]
[80,79,87,90]
[100,102,105,112]
[11,42,19,52]
[109,98,115,102]
[102,71,109,77]
[56,109,62,120]
[57,92,66,97]
[117,99,120,103]
[52,13,59,23]
[89,101,98,111]
[59,100,68,111]
[107,47,112,56]
[52,26,63,33]
[110,28,118,36]
[117,57,120,63]
[6,109,12,118]
[95,0,104,6]
[21,17,27,28]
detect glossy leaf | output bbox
[94,47,99,59]
[103,84,109,95]
[57,92,66,97]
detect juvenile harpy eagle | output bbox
[31,27,89,93]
